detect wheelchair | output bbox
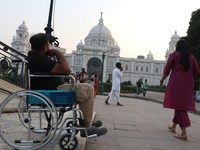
[0,62,97,150]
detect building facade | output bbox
[12,16,180,86]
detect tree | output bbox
[183,9,200,65]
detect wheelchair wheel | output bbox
[17,95,46,134]
[59,133,79,150]
[0,90,58,150]
[66,120,79,135]
[18,99,64,134]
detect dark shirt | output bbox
[27,51,64,90]
[136,81,143,87]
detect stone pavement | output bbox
[1,91,200,150]
[114,91,200,114]
[84,92,200,150]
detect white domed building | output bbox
[11,14,180,86]
[11,21,30,56]
[64,13,170,85]
[165,31,180,61]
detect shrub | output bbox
[102,82,166,93]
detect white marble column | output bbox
[82,55,88,70]
[103,56,107,82]
[150,63,154,85]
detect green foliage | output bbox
[103,82,136,93]
[121,81,132,85]
[148,86,166,93]
[121,85,136,93]
[103,82,112,92]
[183,9,200,65]
[102,82,166,93]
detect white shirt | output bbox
[112,68,123,90]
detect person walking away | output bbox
[105,62,123,106]
[94,74,99,97]
[160,39,200,141]
[143,79,148,98]
[136,79,143,96]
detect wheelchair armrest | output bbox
[33,72,69,75]
[29,73,76,83]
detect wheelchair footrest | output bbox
[15,140,41,143]
[87,134,97,139]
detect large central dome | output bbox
[89,19,112,37]
[84,13,115,48]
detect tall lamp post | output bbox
[44,0,59,47]
[98,50,106,94]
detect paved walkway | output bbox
[114,91,200,114]
[85,92,200,150]
[1,91,200,150]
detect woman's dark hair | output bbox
[175,39,191,71]
[29,33,49,51]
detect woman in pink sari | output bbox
[93,74,99,97]
[160,39,200,141]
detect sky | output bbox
[0,0,199,60]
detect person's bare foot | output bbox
[117,102,123,106]
[105,98,109,105]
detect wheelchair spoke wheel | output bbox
[59,133,79,150]
[66,121,79,135]
[0,90,58,150]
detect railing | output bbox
[0,41,27,88]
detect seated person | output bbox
[27,33,107,137]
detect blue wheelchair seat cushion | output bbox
[28,90,76,105]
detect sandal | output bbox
[174,134,188,141]
[168,125,176,133]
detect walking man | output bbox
[105,62,123,106]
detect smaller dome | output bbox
[146,51,154,60]
[171,31,180,41]
[112,43,120,50]
[18,21,28,31]
[77,40,84,47]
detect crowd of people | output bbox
[75,69,99,97]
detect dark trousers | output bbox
[143,89,147,96]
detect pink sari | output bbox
[94,77,99,97]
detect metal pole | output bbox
[44,0,59,46]
[98,52,105,94]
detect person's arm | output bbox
[160,75,168,88]
[46,49,71,74]
[160,53,174,88]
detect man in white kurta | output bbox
[105,62,123,106]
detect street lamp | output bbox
[44,0,59,47]
[98,49,107,94]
